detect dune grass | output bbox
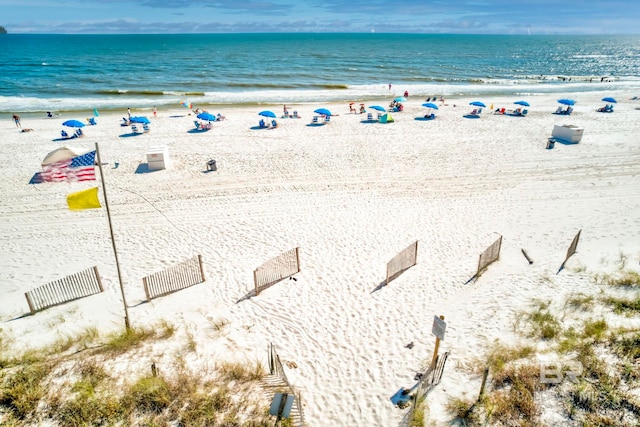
[446,268,640,426]
[0,320,276,426]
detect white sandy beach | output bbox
[1,91,640,426]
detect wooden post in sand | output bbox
[477,367,489,401]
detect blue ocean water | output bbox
[1,33,639,114]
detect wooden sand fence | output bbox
[386,241,418,284]
[558,229,582,273]
[476,235,503,276]
[25,266,103,314]
[142,255,205,301]
[406,351,450,421]
[254,247,300,296]
[268,342,305,426]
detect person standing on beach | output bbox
[127,107,131,119]
[153,106,157,118]
[13,114,21,128]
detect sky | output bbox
[1,0,639,35]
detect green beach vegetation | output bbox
[0,320,280,426]
[0,26,7,34]
[442,265,640,426]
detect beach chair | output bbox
[143,123,150,132]
[469,108,478,116]
[131,124,139,133]
[61,130,73,139]
[75,128,84,137]
[194,121,201,130]
[271,119,278,128]
[521,109,528,116]
[554,106,563,114]
[377,113,383,120]
[292,111,300,118]
[121,117,130,126]
[88,117,97,125]
[311,116,319,124]
[366,113,373,121]
[259,119,267,128]
[566,107,573,115]
[324,116,331,124]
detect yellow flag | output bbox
[67,187,101,210]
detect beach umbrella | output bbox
[470,101,486,108]
[514,100,530,107]
[421,103,439,110]
[62,119,85,128]
[601,97,617,103]
[369,105,386,112]
[394,97,407,103]
[41,146,84,166]
[197,112,216,121]
[130,116,150,124]
[258,110,276,118]
[557,99,576,106]
[314,108,332,116]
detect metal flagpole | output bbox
[95,142,131,329]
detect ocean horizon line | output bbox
[2,33,638,114]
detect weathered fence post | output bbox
[197,254,205,281]
[477,367,489,401]
[25,292,35,315]
[143,277,151,302]
[93,266,104,292]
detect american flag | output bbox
[40,150,97,182]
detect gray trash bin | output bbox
[207,159,217,171]
[546,139,555,149]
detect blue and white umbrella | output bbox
[601,97,617,103]
[557,99,576,106]
[422,103,439,110]
[62,119,85,128]
[314,108,332,116]
[514,100,530,107]
[394,97,407,103]
[258,110,276,118]
[197,112,216,121]
[470,101,486,108]
[130,116,150,124]
[369,105,386,112]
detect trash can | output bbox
[207,159,217,171]
[546,139,555,150]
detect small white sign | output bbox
[432,316,446,340]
